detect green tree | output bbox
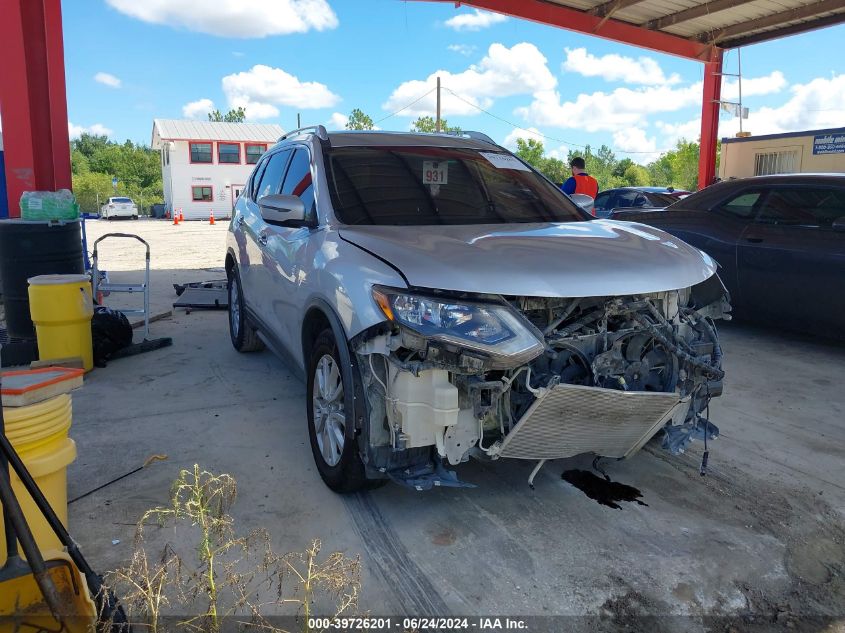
[208,107,247,122]
[514,138,545,167]
[622,164,651,187]
[345,108,375,130]
[411,116,461,134]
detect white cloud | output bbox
[105,0,338,38]
[221,64,339,119]
[182,98,215,119]
[652,73,844,154]
[502,127,545,148]
[612,128,660,161]
[328,112,348,129]
[68,122,113,138]
[518,83,702,133]
[383,42,556,117]
[444,9,507,31]
[722,71,787,99]
[562,47,680,86]
[94,72,121,88]
[447,44,477,56]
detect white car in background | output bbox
[100,196,138,220]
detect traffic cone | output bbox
[209,209,215,225]
[172,209,179,225]
[179,208,184,222]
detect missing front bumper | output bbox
[489,383,689,460]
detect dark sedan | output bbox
[611,174,845,334]
[593,187,687,218]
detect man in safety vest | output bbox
[561,157,599,199]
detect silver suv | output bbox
[226,127,730,492]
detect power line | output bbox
[374,87,436,124]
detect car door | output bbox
[242,148,292,328]
[737,185,845,330]
[260,146,317,352]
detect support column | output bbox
[698,48,724,190]
[0,0,71,218]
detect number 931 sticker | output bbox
[422,161,448,184]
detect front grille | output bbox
[497,384,685,460]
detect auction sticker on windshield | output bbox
[423,161,448,184]
[479,152,531,171]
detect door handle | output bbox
[745,237,763,244]
[257,232,268,246]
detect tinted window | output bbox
[325,147,585,226]
[717,191,762,218]
[756,187,845,227]
[254,149,291,200]
[112,197,132,203]
[594,192,611,210]
[280,148,315,218]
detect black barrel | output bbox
[0,220,84,339]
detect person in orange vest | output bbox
[561,157,599,199]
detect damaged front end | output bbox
[353,275,730,489]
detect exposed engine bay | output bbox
[354,274,730,489]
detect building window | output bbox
[754,151,797,176]
[163,144,170,166]
[192,186,213,201]
[218,142,240,164]
[190,142,213,163]
[245,144,267,164]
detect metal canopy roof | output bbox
[433,0,845,59]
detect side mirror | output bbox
[258,194,306,225]
[833,216,845,232]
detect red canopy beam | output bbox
[698,50,723,189]
[0,0,71,218]
[444,0,720,61]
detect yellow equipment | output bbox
[27,274,94,372]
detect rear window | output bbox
[111,197,132,203]
[324,146,586,226]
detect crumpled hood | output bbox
[339,220,718,297]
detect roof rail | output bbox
[278,125,329,142]
[459,130,498,145]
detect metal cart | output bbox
[91,233,150,339]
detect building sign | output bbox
[812,133,845,155]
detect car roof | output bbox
[279,129,501,151]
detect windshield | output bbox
[324,146,587,225]
[112,197,132,203]
[643,192,676,207]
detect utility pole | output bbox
[436,76,441,133]
[297,112,301,129]
[737,49,743,136]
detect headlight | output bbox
[372,287,544,366]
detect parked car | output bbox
[226,128,729,492]
[100,196,138,220]
[594,187,688,218]
[612,174,845,333]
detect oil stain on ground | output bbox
[561,469,647,509]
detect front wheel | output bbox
[227,266,264,352]
[307,328,368,492]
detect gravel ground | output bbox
[84,217,228,271]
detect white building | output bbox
[151,119,284,220]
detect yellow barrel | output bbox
[28,274,94,372]
[0,394,77,566]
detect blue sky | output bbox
[63,0,845,163]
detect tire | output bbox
[307,328,368,493]
[227,266,264,352]
[132,215,138,220]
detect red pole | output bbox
[698,48,724,190]
[0,0,72,218]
